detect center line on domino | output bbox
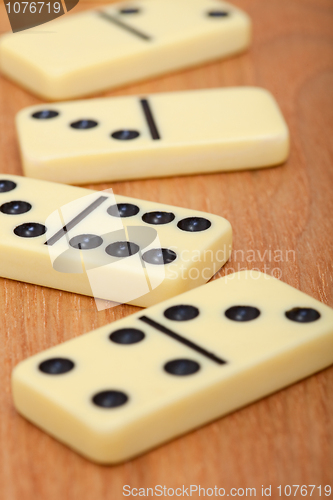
[139,315,226,365]
[140,98,161,140]
[45,196,108,246]
[97,11,152,41]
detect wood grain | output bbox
[0,1,332,499]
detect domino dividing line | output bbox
[139,316,227,365]
[97,11,152,41]
[140,99,161,140]
[45,196,108,246]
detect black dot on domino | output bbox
[69,234,103,250]
[111,130,140,140]
[285,307,320,323]
[142,211,175,225]
[225,306,260,322]
[207,10,230,17]
[177,217,211,232]
[164,359,200,376]
[14,223,46,238]
[119,7,140,14]
[70,119,98,130]
[32,110,59,119]
[142,248,177,265]
[164,305,199,321]
[39,358,74,375]
[92,390,128,408]
[107,203,140,218]
[110,328,145,344]
[0,201,31,215]
[106,241,139,258]
[0,180,16,193]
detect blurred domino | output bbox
[12,271,333,463]
[0,174,231,307]
[16,88,289,184]
[0,0,251,99]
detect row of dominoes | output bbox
[0,0,332,465]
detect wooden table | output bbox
[0,1,332,498]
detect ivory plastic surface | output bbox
[12,271,333,463]
[16,88,290,184]
[0,174,232,307]
[0,0,251,100]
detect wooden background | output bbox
[0,1,332,498]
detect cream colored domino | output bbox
[0,174,231,307]
[12,271,333,463]
[16,88,289,184]
[0,0,251,100]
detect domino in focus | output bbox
[12,271,333,463]
[0,174,232,307]
[16,88,290,184]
